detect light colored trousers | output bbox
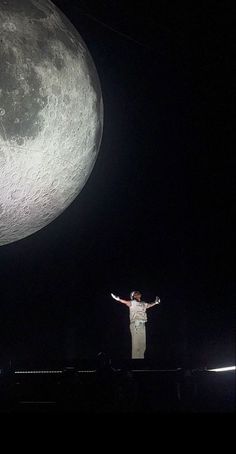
[130,321,146,359]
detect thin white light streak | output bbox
[14,370,63,374]
[207,366,235,372]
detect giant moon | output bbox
[0,0,103,246]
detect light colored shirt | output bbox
[129,299,148,323]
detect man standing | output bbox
[111,291,160,359]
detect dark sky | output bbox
[0,1,234,368]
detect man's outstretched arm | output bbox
[111,293,131,307]
[146,296,161,309]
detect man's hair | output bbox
[130,290,141,299]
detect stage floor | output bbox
[0,361,234,412]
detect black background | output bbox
[0,1,234,368]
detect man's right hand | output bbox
[111,293,120,301]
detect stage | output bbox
[0,360,234,412]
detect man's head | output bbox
[130,290,142,301]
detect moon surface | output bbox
[0,0,103,246]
